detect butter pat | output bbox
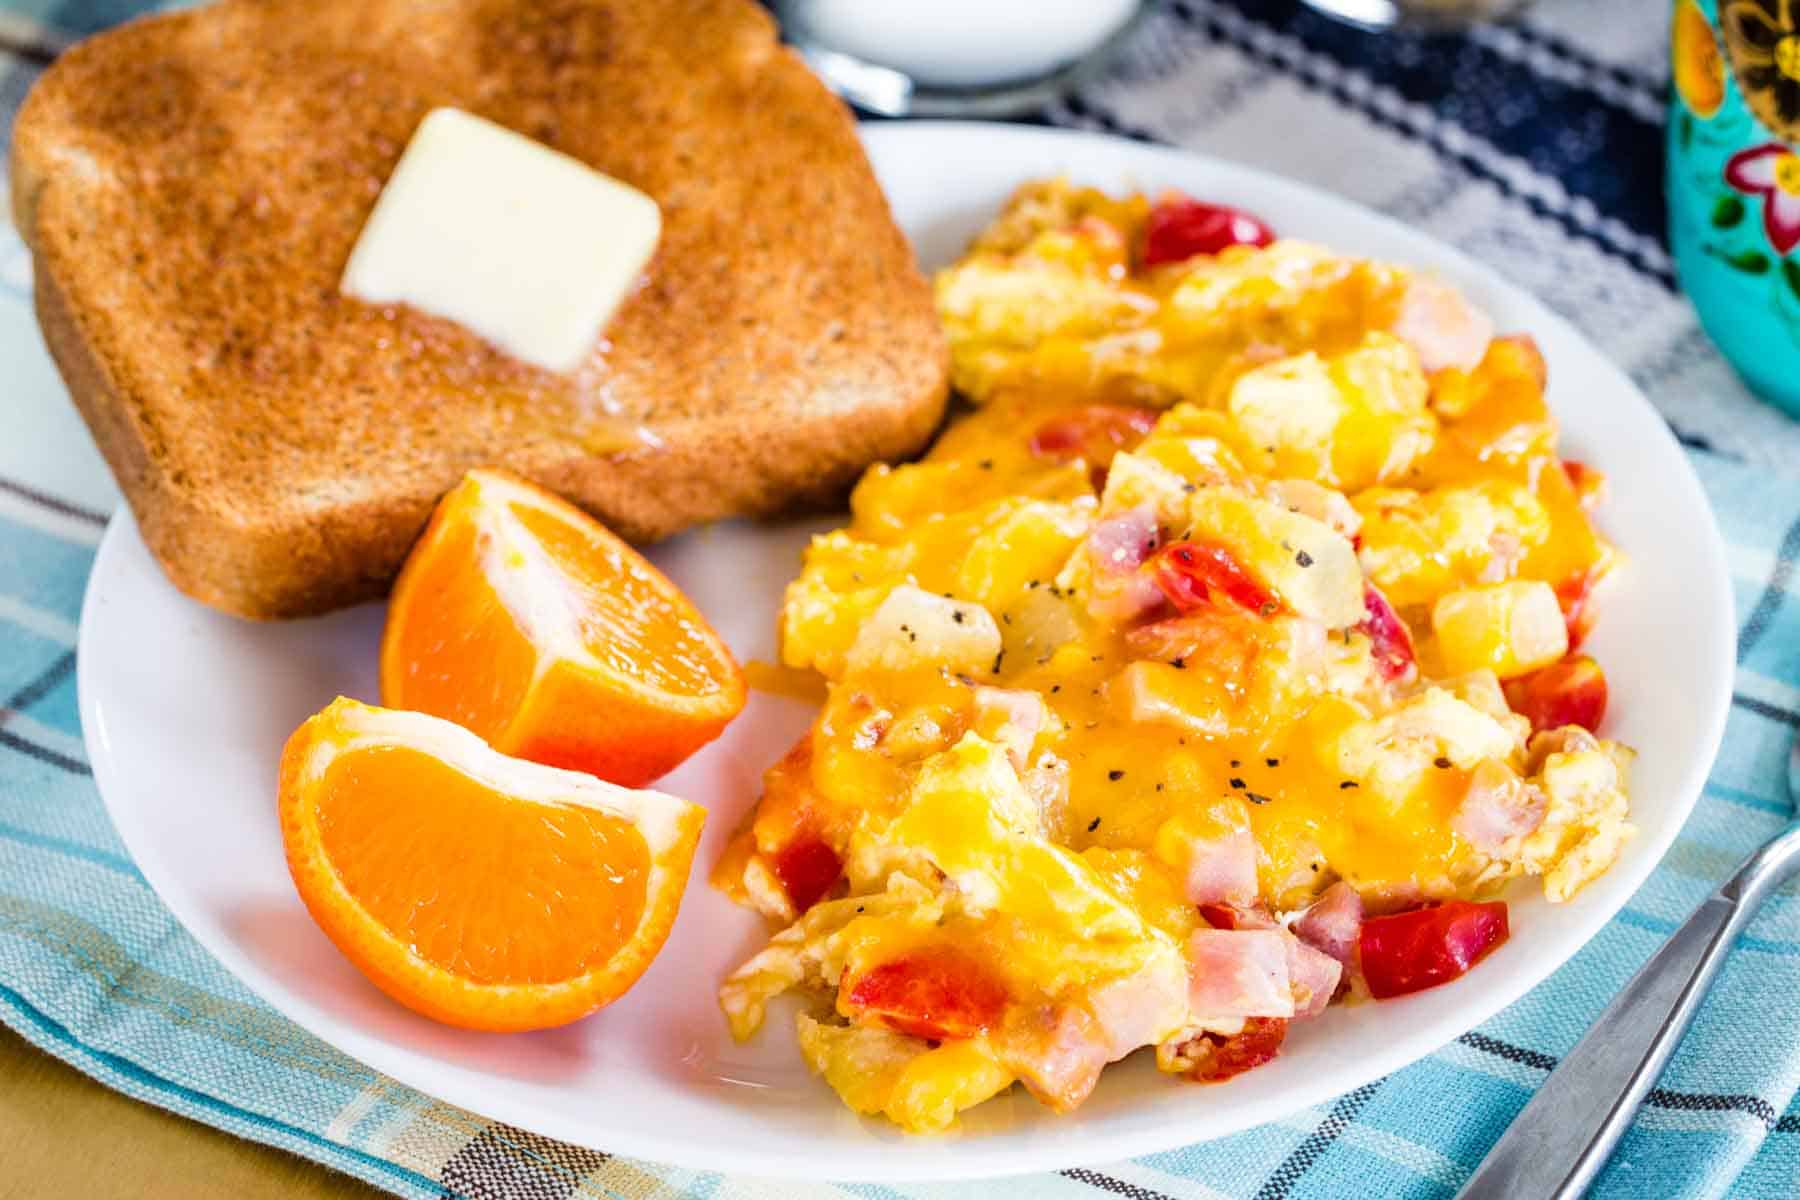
[340,107,660,373]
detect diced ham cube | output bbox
[1185,929,1295,1021]
[1391,275,1493,373]
[972,686,1048,771]
[1156,799,1259,907]
[1286,937,1344,1019]
[1088,507,1162,574]
[1293,881,1364,969]
[1357,582,1417,683]
[1085,961,1191,1061]
[1082,507,1170,624]
[1452,759,1548,854]
[1004,1005,1110,1113]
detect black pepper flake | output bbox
[1260,601,1279,616]
[952,609,965,624]
[1340,780,1359,789]
[993,649,1006,674]
[1229,777,1246,789]
[1181,482,1198,494]
[1310,863,1320,872]
[1266,757,1280,767]
[1108,769,1125,781]
[1172,656,1187,669]
[1088,817,1102,832]
[1434,756,1453,769]
[978,459,994,470]
[1050,684,1062,694]
[1295,549,1314,568]
[1027,580,1041,589]
[1002,613,1012,624]
[1155,783,1165,792]
[855,905,865,913]
[1229,759,1241,768]
[1244,791,1272,805]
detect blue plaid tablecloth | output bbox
[3,2,1799,1197]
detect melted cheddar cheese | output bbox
[716,180,1635,1133]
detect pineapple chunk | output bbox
[1355,481,1552,609]
[847,585,1002,676]
[1098,451,1193,525]
[1225,332,1434,492]
[1225,352,1342,477]
[1185,488,1364,627]
[1432,581,1569,679]
[957,500,1092,611]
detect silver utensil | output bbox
[1299,0,1534,30]
[1456,735,1800,1199]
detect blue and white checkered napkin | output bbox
[2,1,1799,1196]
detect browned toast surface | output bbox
[12,0,947,618]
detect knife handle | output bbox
[1455,824,1800,1200]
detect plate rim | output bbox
[76,119,1736,1181]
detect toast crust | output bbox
[12,0,947,618]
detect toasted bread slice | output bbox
[12,0,947,618]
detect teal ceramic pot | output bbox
[1667,0,1800,417]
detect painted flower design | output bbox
[1722,0,1800,138]
[1726,142,1800,255]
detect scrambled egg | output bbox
[715,181,1635,1133]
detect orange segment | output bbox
[380,468,747,786]
[280,697,705,1031]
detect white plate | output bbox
[77,122,1734,1181]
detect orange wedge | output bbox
[279,698,705,1031]
[380,469,746,787]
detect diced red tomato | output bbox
[771,836,842,914]
[1356,583,1417,682]
[1359,900,1509,1000]
[1561,460,1606,509]
[841,947,1009,1042]
[1182,1017,1288,1082]
[1197,902,1277,931]
[1555,570,1601,650]
[1197,902,1239,930]
[1505,655,1608,734]
[1029,405,1160,467]
[1153,541,1276,616]
[1142,194,1277,268]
